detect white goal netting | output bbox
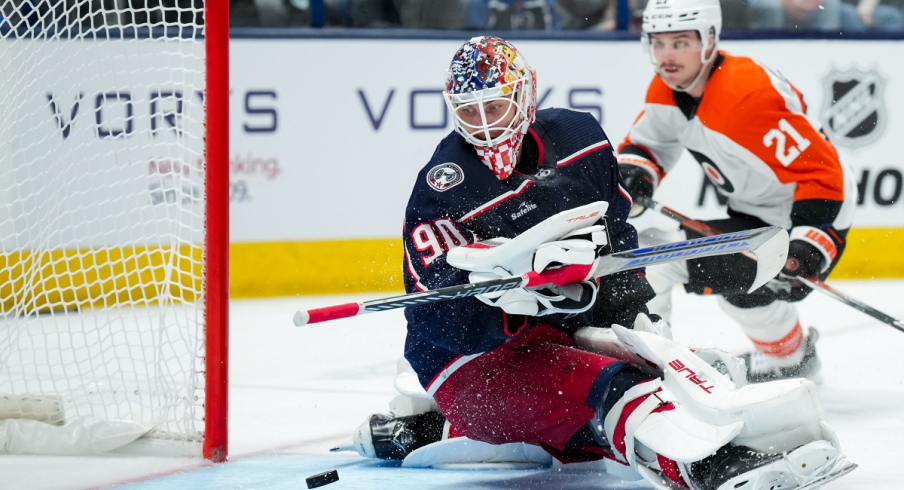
[0,1,213,454]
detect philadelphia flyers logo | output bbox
[690,149,734,194]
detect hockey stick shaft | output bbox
[293,226,784,326]
[638,197,904,333]
[799,277,904,333]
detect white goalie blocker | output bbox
[0,395,147,455]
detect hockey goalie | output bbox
[330,35,855,490]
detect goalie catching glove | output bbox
[448,222,611,317]
[469,273,599,317]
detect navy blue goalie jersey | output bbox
[402,108,640,393]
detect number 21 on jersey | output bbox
[763,118,811,167]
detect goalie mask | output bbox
[641,0,722,92]
[444,36,537,181]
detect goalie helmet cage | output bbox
[0,1,229,461]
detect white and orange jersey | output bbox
[618,52,856,232]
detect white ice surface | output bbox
[1,280,902,490]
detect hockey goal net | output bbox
[0,1,228,460]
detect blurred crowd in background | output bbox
[232,0,904,32]
[1,1,902,33]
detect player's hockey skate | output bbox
[741,327,822,384]
[685,440,857,490]
[330,411,445,460]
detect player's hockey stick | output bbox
[293,225,788,326]
[638,197,904,334]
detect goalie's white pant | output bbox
[641,227,804,364]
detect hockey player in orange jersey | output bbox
[618,0,857,384]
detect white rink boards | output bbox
[222,37,904,296]
[227,38,904,242]
[6,35,901,298]
[6,36,899,243]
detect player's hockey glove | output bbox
[617,163,656,218]
[763,226,838,302]
[783,229,832,278]
[459,223,611,317]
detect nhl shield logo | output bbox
[427,162,464,192]
[820,67,886,148]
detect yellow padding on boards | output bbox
[230,239,404,298]
[0,245,203,313]
[3,229,896,309]
[233,229,903,298]
[830,228,904,280]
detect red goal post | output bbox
[205,0,230,463]
[0,1,229,461]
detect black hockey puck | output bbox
[306,470,339,488]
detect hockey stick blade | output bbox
[293,226,785,326]
[640,197,904,334]
[595,225,788,294]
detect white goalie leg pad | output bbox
[574,327,661,377]
[603,379,743,466]
[602,380,658,466]
[612,325,832,455]
[402,437,552,469]
[728,382,835,454]
[574,314,672,377]
[390,357,439,416]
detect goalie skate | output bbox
[330,412,445,460]
[793,460,857,490]
[685,440,856,490]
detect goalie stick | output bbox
[637,196,904,334]
[293,225,788,326]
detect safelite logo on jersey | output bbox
[511,201,538,220]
